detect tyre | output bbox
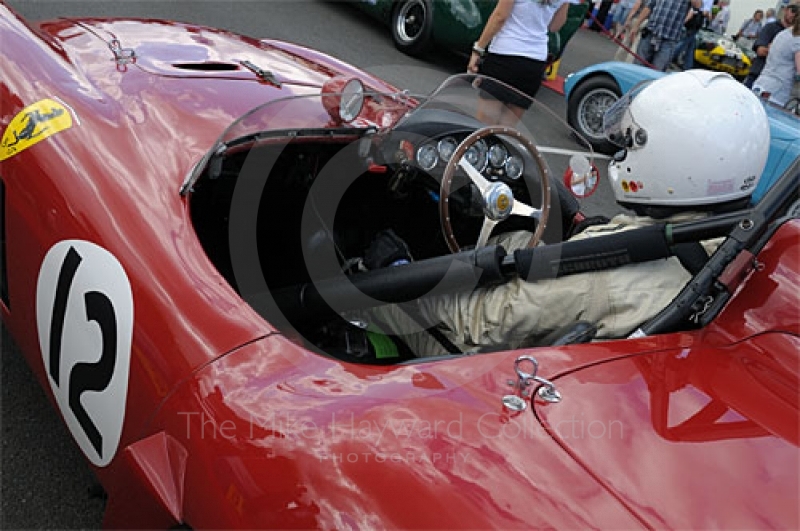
[566,76,621,155]
[391,0,434,56]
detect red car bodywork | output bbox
[1,3,797,528]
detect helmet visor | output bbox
[603,80,653,149]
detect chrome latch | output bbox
[502,355,561,411]
[108,39,136,70]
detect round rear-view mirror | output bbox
[564,154,600,198]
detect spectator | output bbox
[591,0,616,30]
[611,0,638,36]
[710,0,731,34]
[701,0,715,26]
[634,0,702,70]
[673,4,705,68]
[734,9,764,50]
[468,0,570,125]
[765,7,776,24]
[744,2,799,88]
[613,0,649,62]
[752,14,800,106]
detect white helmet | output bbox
[604,70,769,215]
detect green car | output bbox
[349,0,588,60]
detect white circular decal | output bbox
[36,240,133,467]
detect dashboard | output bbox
[413,133,526,184]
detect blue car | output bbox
[564,62,800,203]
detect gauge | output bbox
[488,143,508,168]
[505,155,524,180]
[416,144,439,171]
[437,137,458,163]
[464,139,488,172]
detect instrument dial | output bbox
[464,139,488,172]
[416,144,439,171]
[488,143,508,168]
[505,155,524,180]
[437,137,458,163]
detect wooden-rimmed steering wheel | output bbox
[439,125,552,253]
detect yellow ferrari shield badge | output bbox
[496,194,510,212]
[1,98,73,161]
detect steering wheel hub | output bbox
[484,182,514,221]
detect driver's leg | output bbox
[363,303,452,357]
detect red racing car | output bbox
[1,2,798,528]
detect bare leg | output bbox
[476,98,505,124]
[500,104,525,126]
[477,99,525,126]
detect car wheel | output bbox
[391,0,433,56]
[567,76,621,155]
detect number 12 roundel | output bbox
[36,240,134,467]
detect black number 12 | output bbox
[48,246,118,458]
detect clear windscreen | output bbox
[184,74,597,195]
